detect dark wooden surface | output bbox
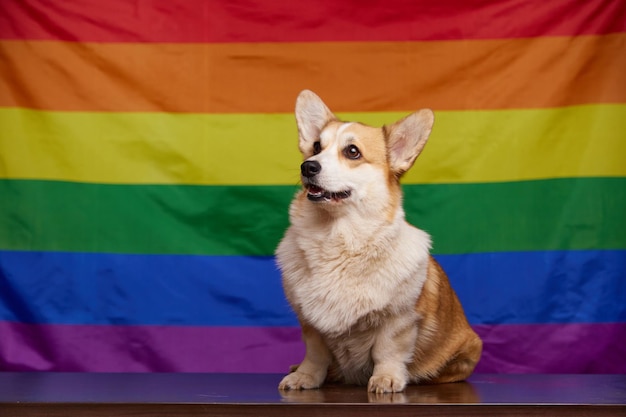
[1,372,625,416]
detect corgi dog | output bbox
[276,90,482,393]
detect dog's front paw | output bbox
[368,374,407,393]
[278,371,323,390]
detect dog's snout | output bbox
[301,160,321,178]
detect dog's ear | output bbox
[295,90,337,154]
[385,109,434,175]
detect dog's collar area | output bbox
[306,185,352,202]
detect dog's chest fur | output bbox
[276,199,431,338]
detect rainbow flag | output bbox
[1,0,625,373]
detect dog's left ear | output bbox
[295,90,337,154]
[385,109,434,175]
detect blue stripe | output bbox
[1,250,624,326]
[0,252,291,326]
[437,250,626,325]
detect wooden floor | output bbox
[1,372,625,416]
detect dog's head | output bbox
[294,90,434,215]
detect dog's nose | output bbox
[301,160,321,178]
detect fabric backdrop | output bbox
[0,0,625,373]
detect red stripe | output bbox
[1,321,625,373]
[1,0,624,43]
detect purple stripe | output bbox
[2,321,625,373]
[474,322,626,374]
[0,322,304,373]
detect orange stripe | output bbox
[1,34,624,113]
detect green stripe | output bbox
[1,178,624,255]
[403,178,626,254]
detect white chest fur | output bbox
[276,211,432,336]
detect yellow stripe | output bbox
[1,105,625,185]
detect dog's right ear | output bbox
[295,90,337,154]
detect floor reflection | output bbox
[279,381,480,404]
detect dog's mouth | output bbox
[306,185,352,202]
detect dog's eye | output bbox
[343,144,361,160]
[313,141,322,155]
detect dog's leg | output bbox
[428,334,483,384]
[368,317,417,393]
[278,323,332,390]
